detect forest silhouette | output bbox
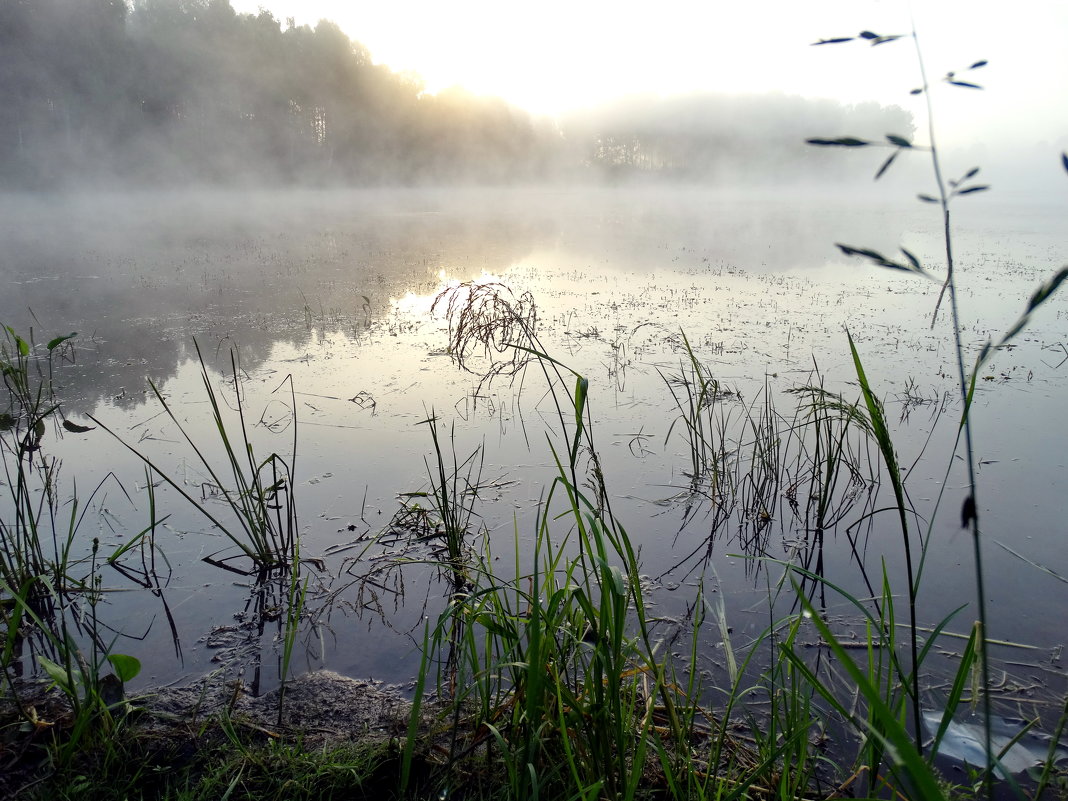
[1,0,913,187]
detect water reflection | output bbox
[1,186,918,416]
[2,187,1067,704]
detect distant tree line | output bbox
[567,94,915,183]
[0,0,913,187]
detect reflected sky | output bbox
[2,187,1067,695]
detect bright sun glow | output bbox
[231,1,908,111]
[391,271,509,321]
[228,0,1067,147]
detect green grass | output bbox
[10,714,398,801]
[1,327,153,769]
[807,20,1068,799]
[0,326,79,596]
[90,342,299,574]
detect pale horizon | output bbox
[228,0,1066,155]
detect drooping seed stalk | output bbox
[912,22,994,795]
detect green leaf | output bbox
[38,656,74,695]
[874,150,899,180]
[837,244,889,262]
[858,30,878,39]
[106,653,142,683]
[1022,266,1068,318]
[15,335,29,357]
[918,194,940,203]
[835,244,931,279]
[474,614,512,640]
[837,244,903,272]
[600,560,626,598]
[805,137,871,147]
[961,167,980,181]
[790,589,949,801]
[949,80,983,89]
[910,88,924,95]
[957,185,990,195]
[900,247,922,271]
[573,375,588,431]
[978,265,1068,368]
[886,134,912,148]
[931,623,980,755]
[46,333,77,351]
[969,59,988,69]
[571,587,598,624]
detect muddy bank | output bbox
[1,671,424,797]
[146,670,417,746]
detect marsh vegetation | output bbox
[3,179,1067,799]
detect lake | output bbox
[2,185,1066,719]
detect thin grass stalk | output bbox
[421,414,480,589]
[1032,694,1068,800]
[914,20,994,788]
[848,333,922,756]
[92,411,259,563]
[765,557,917,715]
[400,621,430,796]
[661,331,733,492]
[187,344,291,563]
[893,33,1001,778]
[90,346,298,570]
[277,542,308,729]
[784,585,947,801]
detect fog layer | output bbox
[1,0,913,188]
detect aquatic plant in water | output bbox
[1,328,153,769]
[806,20,1068,798]
[91,342,300,574]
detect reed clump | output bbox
[91,342,299,575]
[1,327,151,773]
[413,244,1068,800]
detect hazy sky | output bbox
[229,0,1066,151]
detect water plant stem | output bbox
[912,20,994,789]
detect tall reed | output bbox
[1,327,78,596]
[404,285,716,798]
[91,342,299,573]
[807,19,1068,796]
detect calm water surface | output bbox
[2,186,1066,706]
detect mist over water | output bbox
[0,182,966,416]
[2,183,1066,693]
[1,0,928,189]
